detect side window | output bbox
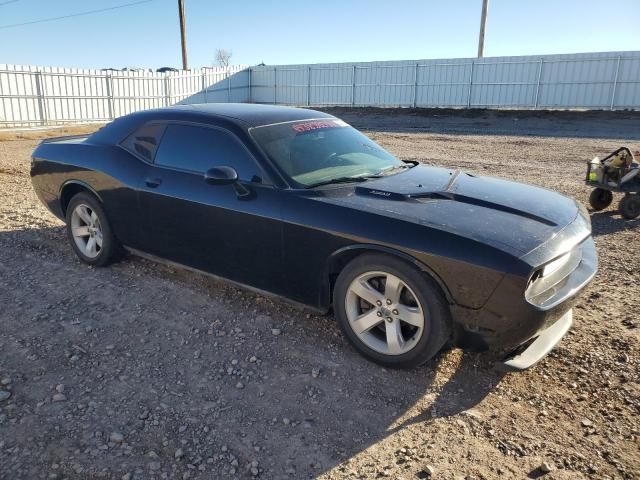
[121,124,166,162]
[154,124,263,182]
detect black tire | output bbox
[333,253,451,369]
[65,192,122,266]
[619,194,640,220]
[589,188,613,211]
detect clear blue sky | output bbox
[0,0,638,69]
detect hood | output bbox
[316,165,580,257]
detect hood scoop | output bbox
[354,186,410,201]
[354,168,473,202]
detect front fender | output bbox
[322,243,456,311]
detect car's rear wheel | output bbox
[619,194,640,219]
[65,192,122,266]
[333,253,451,368]
[589,188,613,211]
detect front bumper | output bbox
[451,235,597,360]
[502,309,573,370]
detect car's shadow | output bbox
[0,225,508,479]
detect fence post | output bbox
[105,74,115,119]
[202,71,208,103]
[466,61,474,108]
[534,59,543,109]
[273,67,277,104]
[307,66,311,106]
[34,71,47,126]
[227,68,231,102]
[413,63,419,108]
[610,55,621,111]
[247,68,252,103]
[351,65,356,106]
[164,75,171,106]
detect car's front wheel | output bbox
[333,253,451,368]
[65,192,122,266]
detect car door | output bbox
[137,122,285,293]
[112,122,168,250]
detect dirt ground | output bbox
[0,109,638,480]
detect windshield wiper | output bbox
[305,163,415,188]
[306,175,372,189]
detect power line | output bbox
[0,0,157,30]
[0,0,20,6]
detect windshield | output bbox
[249,118,404,187]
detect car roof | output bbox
[157,103,333,128]
[89,103,335,146]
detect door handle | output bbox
[145,177,162,188]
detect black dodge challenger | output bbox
[30,104,597,369]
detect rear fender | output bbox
[59,180,103,216]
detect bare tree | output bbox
[215,49,232,69]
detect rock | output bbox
[148,461,161,471]
[271,328,281,336]
[175,448,184,459]
[121,473,131,480]
[282,417,291,425]
[52,393,67,402]
[540,462,553,473]
[581,419,594,427]
[0,390,11,402]
[421,465,435,477]
[0,377,11,386]
[249,356,257,363]
[110,432,124,443]
[236,382,245,389]
[55,384,65,393]
[311,368,320,378]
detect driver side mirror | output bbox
[204,165,254,200]
[204,166,238,186]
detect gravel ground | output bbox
[0,109,638,480]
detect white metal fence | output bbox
[0,64,248,128]
[249,51,640,110]
[1,51,639,128]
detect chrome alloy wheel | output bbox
[70,204,103,259]
[345,271,425,355]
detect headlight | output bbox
[541,252,571,278]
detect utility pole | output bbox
[178,0,188,70]
[477,0,489,58]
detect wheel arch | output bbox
[59,180,103,217]
[321,244,453,310]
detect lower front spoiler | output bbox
[501,309,573,370]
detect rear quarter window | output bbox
[121,124,166,162]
